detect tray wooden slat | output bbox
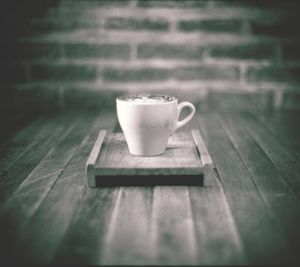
[86,130,213,187]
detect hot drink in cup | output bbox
[116,94,195,156]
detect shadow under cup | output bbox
[116,94,195,156]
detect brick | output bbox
[0,64,28,83]
[103,65,239,82]
[247,67,300,82]
[281,43,300,61]
[137,44,203,59]
[105,17,169,31]
[60,0,129,9]
[64,43,130,59]
[174,66,239,81]
[30,64,96,81]
[250,20,300,38]
[209,44,275,60]
[137,0,207,8]
[64,87,207,108]
[212,0,297,9]
[87,0,129,7]
[103,67,171,81]
[178,19,242,33]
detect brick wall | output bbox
[1,0,300,111]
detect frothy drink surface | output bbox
[118,94,176,103]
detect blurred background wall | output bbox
[1,0,300,112]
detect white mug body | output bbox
[117,98,177,156]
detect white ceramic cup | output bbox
[116,94,196,156]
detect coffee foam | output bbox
[118,94,176,103]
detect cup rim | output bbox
[116,94,178,105]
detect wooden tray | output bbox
[86,130,214,187]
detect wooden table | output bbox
[0,108,299,265]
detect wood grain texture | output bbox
[0,112,80,264]
[100,187,153,265]
[191,129,214,167]
[3,110,117,265]
[0,112,77,204]
[53,187,120,264]
[257,111,300,148]
[220,113,300,255]
[95,131,203,174]
[56,127,206,264]
[0,112,95,260]
[189,168,248,265]
[86,130,107,187]
[149,186,198,265]
[87,130,206,186]
[197,112,296,265]
[239,112,300,198]
[0,116,47,174]
[0,109,299,266]
[186,109,247,265]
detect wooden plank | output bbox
[0,113,83,264]
[0,116,48,175]
[187,112,248,264]
[87,131,205,186]
[56,174,201,263]
[86,130,107,168]
[178,111,248,264]
[55,166,153,264]
[0,112,78,204]
[0,112,99,258]
[95,131,203,173]
[196,112,297,265]
[191,129,214,167]
[220,113,300,254]
[54,111,245,265]
[257,111,300,147]
[6,110,117,265]
[53,187,120,264]
[86,130,107,187]
[55,133,204,264]
[85,133,202,265]
[99,187,153,265]
[189,169,248,265]
[149,186,198,265]
[238,112,300,198]
[0,111,80,264]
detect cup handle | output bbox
[173,101,196,133]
